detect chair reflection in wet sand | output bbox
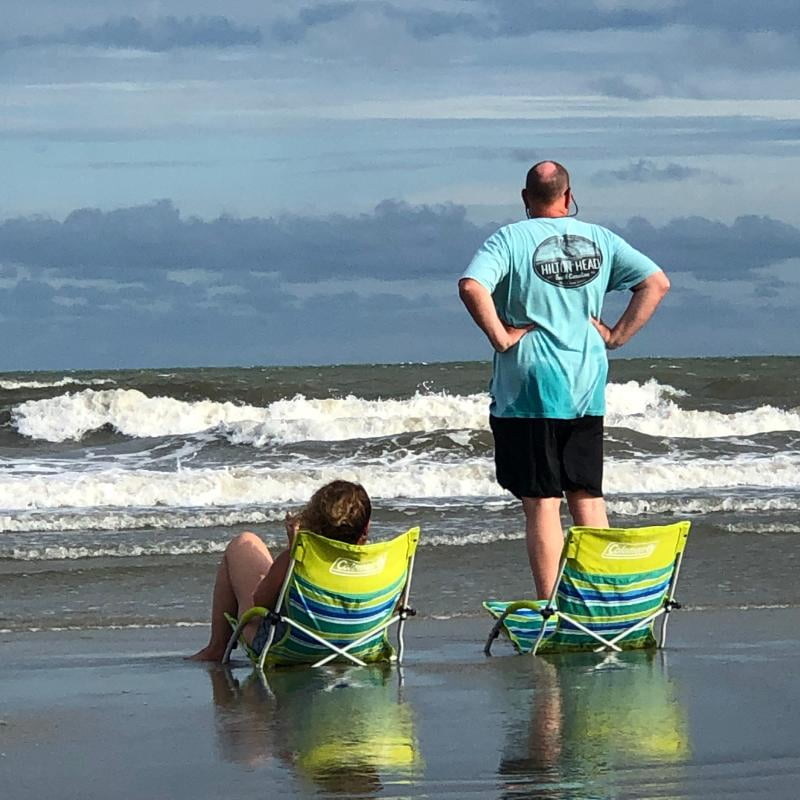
[207,665,423,796]
[498,652,690,799]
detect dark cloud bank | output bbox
[0,199,491,281]
[1,200,797,368]
[11,1,799,53]
[277,0,800,41]
[3,198,795,281]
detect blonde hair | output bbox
[297,480,371,544]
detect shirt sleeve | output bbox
[460,228,511,293]
[606,232,662,292]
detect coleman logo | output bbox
[330,554,387,576]
[602,542,656,560]
[533,235,602,288]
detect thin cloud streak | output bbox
[592,159,734,185]
[10,15,262,52]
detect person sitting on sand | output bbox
[190,479,371,662]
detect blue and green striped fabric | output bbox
[541,561,673,651]
[485,522,690,654]
[483,599,557,653]
[242,528,420,668]
[266,569,407,665]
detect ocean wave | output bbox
[0,461,500,515]
[223,393,491,448]
[11,388,489,443]
[0,376,115,391]
[12,388,270,442]
[11,380,800,445]
[0,622,207,633]
[717,522,800,534]
[423,529,525,547]
[5,509,800,561]
[0,455,798,521]
[0,539,230,561]
[608,495,800,516]
[0,508,283,533]
[606,382,800,438]
[4,490,798,535]
[608,454,800,493]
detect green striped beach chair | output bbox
[223,527,420,670]
[484,522,691,655]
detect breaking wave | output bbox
[1,376,115,391]
[0,455,798,520]
[11,380,800,444]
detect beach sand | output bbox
[2,610,800,799]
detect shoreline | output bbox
[3,607,800,799]
[2,600,799,636]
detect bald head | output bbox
[525,161,570,207]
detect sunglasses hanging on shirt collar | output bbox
[525,189,579,219]
[566,189,579,217]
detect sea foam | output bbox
[0,454,798,521]
[0,461,500,513]
[0,508,282,533]
[11,380,800,444]
[0,376,114,391]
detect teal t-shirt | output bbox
[462,217,661,419]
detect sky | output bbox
[2,0,799,370]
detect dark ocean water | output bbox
[1,356,799,633]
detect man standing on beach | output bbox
[459,161,669,598]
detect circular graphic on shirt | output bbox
[532,235,603,288]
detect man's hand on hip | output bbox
[459,277,535,352]
[591,270,670,350]
[500,321,536,351]
[590,317,619,350]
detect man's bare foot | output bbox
[186,645,225,662]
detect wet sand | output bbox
[2,610,800,799]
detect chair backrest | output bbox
[539,521,690,652]
[264,527,420,666]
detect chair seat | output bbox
[485,522,691,656]
[225,527,420,669]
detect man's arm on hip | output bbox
[458,278,534,353]
[592,270,670,350]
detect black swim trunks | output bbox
[489,415,604,499]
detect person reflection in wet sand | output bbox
[498,659,564,800]
[498,653,690,800]
[207,666,276,768]
[205,665,421,797]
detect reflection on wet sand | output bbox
[207,665,423,797]
[498,652,690,799]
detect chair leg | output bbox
[531,612,553,655]
[484,618,506,656]
[273,619,370,668]
[223,607,267,664]
[222,623,245,664]
[599,608,666,652]
[312,617,402,667]
[555,614,623,653]
[397,615,407,664]
[659,609,671,648]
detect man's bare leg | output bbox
[189,532,274,661]
[565,490,609,528]
[521,497,564,599]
